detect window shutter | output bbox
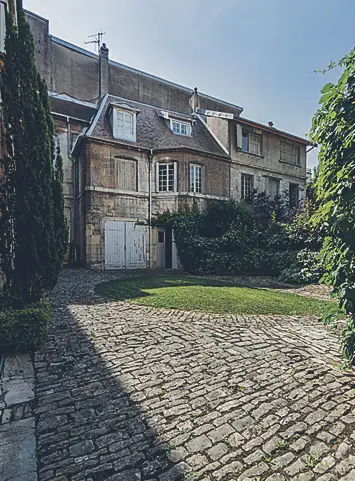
[120,159,137,191]
[236,124,243,149]
[201,165,206,194]
[173,162,178,192]
[156,162,160,192]
[0,3,6,53]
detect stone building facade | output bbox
[23,8,310,270]
[206,116,308,204]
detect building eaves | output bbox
[238,117,311,145]
[49,94,98,123]
[24,9,48,24]
[49,92,98,109]
[49,35,98,60]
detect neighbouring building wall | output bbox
[53,116,88,242]
[206,117,230,152]
[25,10,242,115]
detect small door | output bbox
[157,229,166,268]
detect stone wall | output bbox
[206,117,307,202]
[229,124,307,202]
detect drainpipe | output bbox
[306,144,317,154]
[229,121,232,199]
[148,149,154,270]
[66,116,78,263]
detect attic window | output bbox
[111,108,136,142]
[170,119,191,136]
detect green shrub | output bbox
[154,197,322,282]
[0,301,51,352]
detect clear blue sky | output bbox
[24,0,354,168]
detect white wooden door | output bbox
[105,220,147,270]
[105,221,125,269]
[126,223,147,269]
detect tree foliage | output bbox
[310,48,355,364]
[0,5,67,303]
[155,193,320,281]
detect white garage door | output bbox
[105,220,148,270]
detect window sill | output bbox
[155,191,177,194]
[279,159,301,167]
[238,149,264,159]
[113,135,136,143]
[171,131,192,137]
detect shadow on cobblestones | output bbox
[35,297,184,480]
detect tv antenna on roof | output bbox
[85,31,106,52]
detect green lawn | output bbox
[96,276,334,317]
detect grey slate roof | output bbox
[88,95,229,158]
[50,94,97,123]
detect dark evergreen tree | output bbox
[0,3,67,303]
[49,146,68,288]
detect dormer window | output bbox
[170,119,191,136]
[110,105,138,142]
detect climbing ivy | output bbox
[310,48,355,364]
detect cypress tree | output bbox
[48,146,68,289]
[0,3,67,303]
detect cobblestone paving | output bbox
[35,269,355,481]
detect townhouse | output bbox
[21,9,310,270]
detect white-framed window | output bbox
[289,183,299,207]
[112,109,136,142]
[190,164,202,193]
[170,119,191,136]
[241,173,254,200]
[281,141,300,165]
[0,2,7,54]
[241,131,261,155]
[157,163,177,192]
[249,133,261,155]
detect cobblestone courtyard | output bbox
[35,269,355,481]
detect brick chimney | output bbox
[99,43,109,98]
